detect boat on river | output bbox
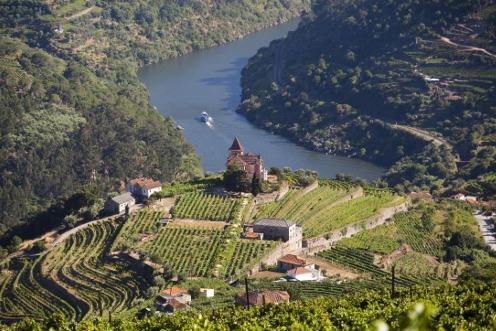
[200,111,210,123]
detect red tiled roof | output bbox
[453,193,465,198]
[130,178,161,189]
[227,154,262,167]
[166,298,188,310]
[162,286,188,297]
[277,254,306,266]
[288,267,312,275]
[229,137,244,151]
[243,232,261,239]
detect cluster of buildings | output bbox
[276,254,321,281]
[153,285,291,314]
[153,287,294,313]
[103,177,162,214]
[226,137,267,181]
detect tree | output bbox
[251,173,260,196]
[32,240,46,253]
[421,210,434,232]
[223,165,251,193]
[7,235,22,253]
[177,272,188,283]
[153,275,166,288]
[189,286,201,299]
[63,214,77,229]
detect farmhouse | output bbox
[165,298,189,313]
[451,193,477,202]
[226,137,268,181]
[287,266,320,281]
[155,286,191,313]
[126,177,162,199]
[235,290,290,306]
[103,192,135,214]
[159,286,191,305]
[253,219,302,243]
[277,254,307,271]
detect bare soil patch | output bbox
[137,232,153,242]
[305,256,359,279]
[250,270,286,279]
[173,219,227,229]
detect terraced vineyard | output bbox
[173,192,242,222]
[0,220,150,323]
[113,210,277,278]
[337,222,400,255]
[338,210,443,257]
[144,225,225,277]
[394,212,443,257]
[249,181,405,238]
[251,180,357,224]
[253,277,403,300]
[316,247,428,287]
[223,239,277,277]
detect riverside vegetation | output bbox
[238,0,496,199]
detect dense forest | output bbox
[0,0,311,240]
[239,0,496,198]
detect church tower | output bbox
[228,137,244,158]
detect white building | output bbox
[287,265,320,281]
[126,178,162,199]
[200,288,215,298]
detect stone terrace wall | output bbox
[246,239,298,275]
[302,199,411,255]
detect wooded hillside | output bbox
[239,0,496,198]
[0,0,311,236]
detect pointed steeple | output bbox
[229,137,244,156]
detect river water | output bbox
[138,19,384,181]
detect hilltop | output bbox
[238,0,496,198]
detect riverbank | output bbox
[139,20,385,181]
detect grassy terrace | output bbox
[249,181,404,238]
[173,191,242,222]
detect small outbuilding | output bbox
[277,254,307,271]
[200,288,215,298]
[103,192,135,214]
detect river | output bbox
[138,19,384,181]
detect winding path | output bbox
[474,213,496,251]
[392,124,454,150]
[440,36,496,59]
[48,204,144,252]
[65,6,95,21]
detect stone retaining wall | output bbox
[246,239,297,275]
[302,199,411,255]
